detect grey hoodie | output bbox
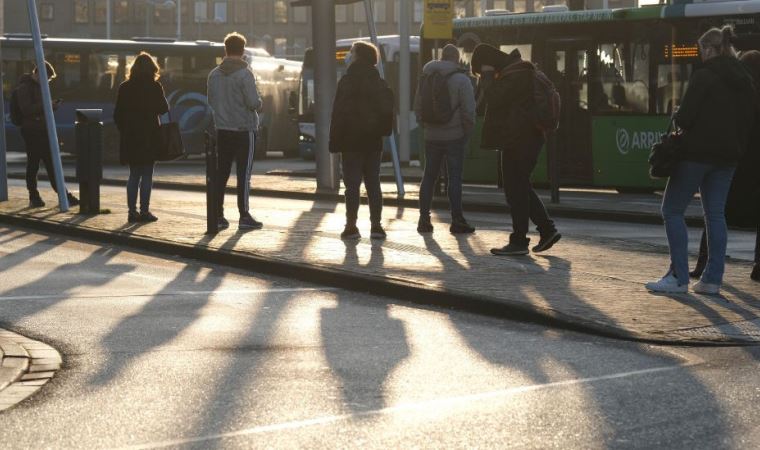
[414,60,476,141]
[207,57,262,132]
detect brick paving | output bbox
[0,328,62,411]
[0,185,757,344]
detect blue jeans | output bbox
[127,164,154,214]
[662,161,736,285]
[419,136,467,218]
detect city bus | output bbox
[440,0,760,191]
[1,36,302,161]
[297,35,421,160]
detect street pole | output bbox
[0,52,7,202]
[398,0,411,165]
[146,1,151,37]
[26,0,69,211]
[312,0,339,191]
[106,0,112,39]
[363,0,405,198]
[177,0,181,39]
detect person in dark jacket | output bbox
[113,52,169,223]
[471,44,561,256]
[15,61,79,208]
[329,41,394,240]
[646,26,756,295]
[690,50,760,283]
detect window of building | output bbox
[74,0,89,24]
[114,0,130,24]
[40,3,54,21]
[336,5,348,23]
[455,2,467,18]
[293,37,308,58]
[274,0,288,23]
[253,0,268,23]
[156,4,173,24]
[353,3,365,22]
[94,0,107,23]
[214,2,227,23]
[293,6,308,23]
[194,1,208,22]
[274,38,287,57]
[234,1,248,23]
[414,0,423,22]
[374,1,386,22]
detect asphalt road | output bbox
[1,227,760,449]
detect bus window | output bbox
[88,53,121,100]
[657,62,692,114]
[596,42,649,113]
[552,49,588,112]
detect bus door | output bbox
[545,40,594,185]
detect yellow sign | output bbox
[423,0,454,40]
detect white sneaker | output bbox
[693,281,721,295]
[645,273,688,293]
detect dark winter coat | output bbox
[674,55,756,166]
[329,62,394,154]
[15,74,53,132]
[479,60,544,153]
[113,77,169,165]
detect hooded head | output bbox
[441,44,460,64]
[470,44,521,75]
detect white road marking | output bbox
[116,363,692,450]
[0,288,337,302]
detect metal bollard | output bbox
[547,132,560,204]
[75,109,103,214]
[205,130,219,235]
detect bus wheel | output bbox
[254,128,268,160]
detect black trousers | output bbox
[501,142,555,246]
[216,130,255,217]
[697,224,760,264]
[341,151,383,225]
[21,128,59,196]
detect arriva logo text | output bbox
[615,129,662,155]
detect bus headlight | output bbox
[299,133,315,143]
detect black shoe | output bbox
[140,211,159,222]
[29,194,45,208]
[218,216,230,230]
[370,224,387,240]
[239,213,263,230]
[450,217,475,234]
[491,243,530,256]
[532,231,562,253]
[690,253,707,279]
[417,216,433,233]
[752,263,760,282]
[66,192,80,207]
[341,224,361,240]
[128,211,141,223]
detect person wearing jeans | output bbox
[415,44,476,234]
[126,165,154,218]
[646,26,755,294]
[342,151,383,230]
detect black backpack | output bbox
[9,85,24,127]
[419,70,465,125]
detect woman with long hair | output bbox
[646,26,756,294]
[113,52,169,223]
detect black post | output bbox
[205,130,219,234]
[75,109,103,214]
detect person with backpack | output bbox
[414,44,477,234]
[12,61,79,208]
[329,41,394,240]
[207,32,263,231]
[113,52,170,223]
[471,44,561,256]
[646,26,755,295]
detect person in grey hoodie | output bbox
[414,44,476,234]
[207,32,263,230]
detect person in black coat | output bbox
[113,52,169,223]
[329,41,394,240]
[471,44,561,256]
[691,49,760,282]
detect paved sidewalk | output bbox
[0,185,757,344]
[0,328,62,412]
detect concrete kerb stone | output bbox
[0,328,62,412]
[0,210,750,347]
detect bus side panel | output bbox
[591,115,668,189]
[462,119,499,184]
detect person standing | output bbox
[646,26,755,294]
[471,44,561,256]
[329,41,394,240]
[414,44,476,234]
[207,32,263,230]
[113,52,169,223]
[14,61,78,208]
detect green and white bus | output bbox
[438,0,760,191]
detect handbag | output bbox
[153,112,185,162]
[648,116,681,179]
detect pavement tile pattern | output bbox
[0,328,62,412]
[0,186,757,344]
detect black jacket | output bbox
[329,62,394,154]
[16,74,53,132]
[674,56,755,166]
[113,78,169,165]
[480,60,544,153]
[726,74,760,227]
